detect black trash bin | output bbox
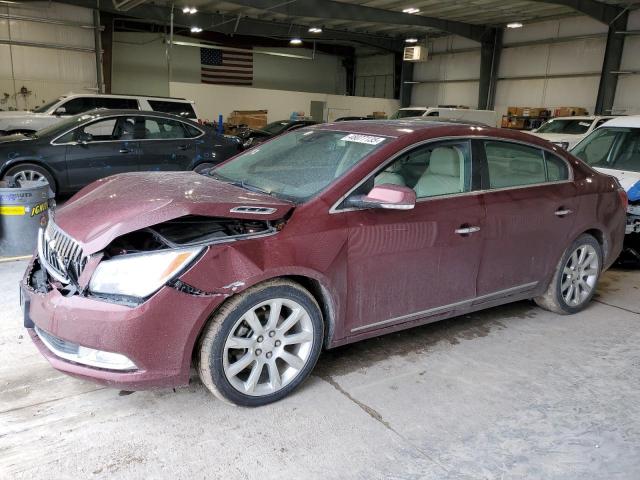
[0,179,53,256]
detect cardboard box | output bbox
[523,108,549,118]
[501,116,510,128]
[372,111,386,119]
[553,107,588,117]
[507,107,524,117]
[228,110,268,129]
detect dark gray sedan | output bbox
[0,110,242,194]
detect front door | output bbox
[63,116,140,190]
[341,140,485,336]
[476,139,579,297]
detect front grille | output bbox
[38,219,88,284]
[35,326,79,355]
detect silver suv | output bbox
[0,93,200,135]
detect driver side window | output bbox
[371,141,472,199]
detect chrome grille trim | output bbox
[37,219,88,284]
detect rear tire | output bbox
[197,279,324,407]
[535,234,602,315]
[3,163,56,194]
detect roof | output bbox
[599,116,640,128]
[550,115,616,121]
[60,92,192,103]
[71,109,202,124]
[314,119,497,137]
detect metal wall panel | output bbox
[0,2,97,111]
[613,10,640,114]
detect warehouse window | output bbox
[484,141,546,188]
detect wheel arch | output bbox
[582,228,607,260]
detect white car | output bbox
[571,116,640,259]
[392,107,499,127]
[0,93,200,135]
[530,115,616,150]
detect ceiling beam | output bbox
[222,0,489,42]
[31,0,405,52]
[529,0,625,24]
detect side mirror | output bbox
[54,106,66,116]
[346,184,416,210]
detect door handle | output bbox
[455,226,481,235]
[555,208,573,217]
[119,148,131,154]
[177,144,190,151]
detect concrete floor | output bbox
[1,260,639,480]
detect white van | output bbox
[393,107,499,127]
[0,93,201,135]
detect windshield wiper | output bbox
[231,179,273,196]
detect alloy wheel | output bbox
[222,298,314,397]
[11,169,50,187]
[561,244,599,307]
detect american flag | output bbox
[201,47,253,86]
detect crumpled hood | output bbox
[54,172,294,254]
[0,110,47,119]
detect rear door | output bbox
[137,116,201,171]
[61,116,140,189]
[340,139,485,337]
[476,139,578,297]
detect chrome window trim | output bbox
[49,114,204,146]
[329,135,573,214]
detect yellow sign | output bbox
[31,201,49,217]
[0,205,26,216]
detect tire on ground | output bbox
[535,233,602,315]
[197,278,324,407]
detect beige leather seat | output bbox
[414,146,464,197]
[375,162,406,186]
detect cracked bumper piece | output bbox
[22,268,224,390]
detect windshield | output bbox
[35,113,101,138]
[32,98,63,113]
[537,119,592,134]
[571,127,640,173]
[260,121,290,135]
[393,109,425,119]
[213,129,388,202]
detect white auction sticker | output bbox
[341,133,386,145]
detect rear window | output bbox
[147,100,196,119]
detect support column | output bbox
[595,12,628,115]
[478,27,502,110]
[399,60,414,108]
[93,9,104,94]
[100,12,113,94]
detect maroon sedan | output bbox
[21,120,627,406]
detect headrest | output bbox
[428,147,462,177]
[509,158,544,175]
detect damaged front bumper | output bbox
[21,256,225,390]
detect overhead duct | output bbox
[112,0,148,12]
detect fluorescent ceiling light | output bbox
[183,6,197,14]
[308,27,323,33]
[507,22,523,28]
[405,38,418,43]
[290,38,303,45]
[403,7,420,14]
[190,26,203,33]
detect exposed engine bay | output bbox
[104,215,276,259]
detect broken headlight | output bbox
[89,247,203,298]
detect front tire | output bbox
[198,279,324,406]
[535,234,602,314]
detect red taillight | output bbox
[619,189,628,211]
